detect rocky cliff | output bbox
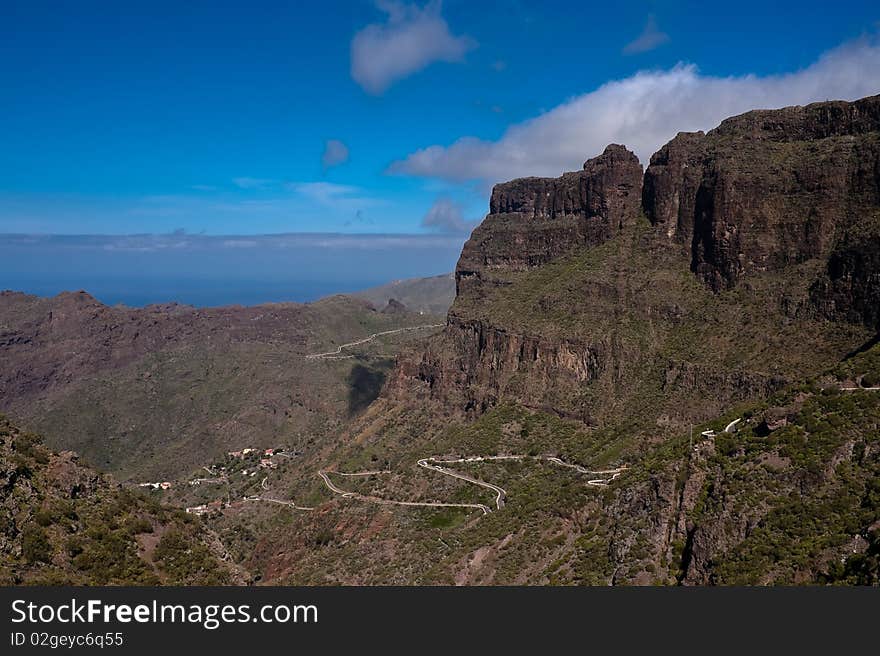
[456,144,643,298]
[212,96,880,587]
[391,95,880,429]
[643,95,880,322]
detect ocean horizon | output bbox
[0,232,464,307]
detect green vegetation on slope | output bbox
[210,342,880,585]
[0,415,238,585]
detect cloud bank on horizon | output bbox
[390,35,880,185]
[350,0,475,94]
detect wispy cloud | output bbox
[623,15,669,55]
[421,197,478,234]
[321,139,350,170]
[350,0,476,94]
[288,181,365,202]
[232,177,277,190]
[389,34,880,184]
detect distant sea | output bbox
[0,233,465,307]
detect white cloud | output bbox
[321,139,350,169]
[623,15,669,55]
[288,181,363,202]
[389,35,880,185]
[287,181,385,215]
[421,197,477,234]
[232,177,276,190]
[350,1,475,94]
[222,239,259,248]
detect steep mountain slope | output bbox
[0,291,442,480]
[0,415,242,585]
[3,96,878,586]
[215,350,879,585]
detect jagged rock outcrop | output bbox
[456,144,643,298]
[810,240,880,328]
[392,145,644,417]
[394,315,608,419]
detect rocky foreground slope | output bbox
[0,415,242,585]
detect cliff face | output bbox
[228,96,880,588]
[456,144,643,296]
[643,95,880,323]
[391,95,880,426]
[393,145,646,419]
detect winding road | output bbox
[187,447,625,521]
[417,458,507,509]
[317,454,627,516]
[243,495,315,511]
[318,470,492,514]
[305,324,444,359]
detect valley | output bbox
[2,95,880,586]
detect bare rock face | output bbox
[392,145,643,416]
[810,240,880,328]
[643,95,880,331]
[456,144,643,297]
[395,316,608,419]
[391,96,880,423]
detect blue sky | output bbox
[2,0,880,236]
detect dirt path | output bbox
[305,324,444,359]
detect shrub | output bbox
[22,525,53,564]
[65,537,84,558]
[124,516,153,535]
[34,508,55,527]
